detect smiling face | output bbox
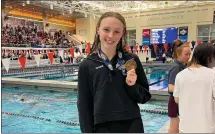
[97,17,124,51]
[90,12,127,54]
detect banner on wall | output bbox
[179,26,188,43]
[142,29,150,46]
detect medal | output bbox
[123,59,137,71]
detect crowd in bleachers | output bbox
[1,24,74,48]
[1,22,86,64]
[2,24,37,47]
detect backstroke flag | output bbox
[34,54,41,67]
[2,58,11,73]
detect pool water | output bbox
[8,66,169,91]
[2,87,169,133]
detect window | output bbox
[210,36,215,40]
[197,24,215,41]
[210,24,215,37]
[197,37,209,42]
[127,30,136,46]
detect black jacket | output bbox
[77,52,151,133]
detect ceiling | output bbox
[79,1,215,14]
[2,0,85,21]
[3,0,215,21]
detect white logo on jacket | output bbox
[95,65,104,69]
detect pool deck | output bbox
[158,120,169,133]
[2,77,169,100]
[2,77,78,92]
[2,61,172,70]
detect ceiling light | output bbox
[27,0,30,4]
[85,14,87,18]
[50,4,53,10]
[7,16,43,23]
[63,12,65,15]
[22,3,25,6]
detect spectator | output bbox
[168,39,191,133]
[173,43,215,133]
[162,52,166,63]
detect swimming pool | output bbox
[2,87,169,133]
[4,66,169,92]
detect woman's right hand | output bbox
[126,69,137,86]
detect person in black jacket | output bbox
[77,12,151,133]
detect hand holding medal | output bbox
[124,59,137,86]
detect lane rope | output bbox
[3,93,77,104]
[3,93,168,114]
[2,111,80,126]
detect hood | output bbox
[86,53,103,63]
[86,50,133,63]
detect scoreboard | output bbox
[150,29,166,44]
[150,27,178,44]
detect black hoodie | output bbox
[77,51,151,133]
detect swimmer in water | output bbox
[20,98,38,105]
[20,98,25,102]
[19,95,38,105]
[19,95,50,107]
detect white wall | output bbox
[75,15,99,43]
[73,3,215,62]
[123,4,215,45]
[44,23,75,34]
[74,3,215,44]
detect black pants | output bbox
[162,57,166,63]
[94,117,144,133]
[146,57,149,63]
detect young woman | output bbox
[77,12,151,133]
[173,43,215,133]
[168,39,191,133]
